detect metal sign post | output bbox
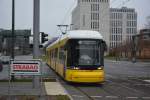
[9,59,42,95]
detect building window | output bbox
[91,4,99,11]
[91,22,99,29]
[133,28,137,34]
[127,28,130,34]
[83,15,85,26]
[127,13,136,20]
[91,13,99,20]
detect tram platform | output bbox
[0,81,71,100]
[0,56,71,100]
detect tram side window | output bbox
[52,50,54,60]
[54,48,58,60]
[49,51,51,64]
[46,51,48,59]
[66,41,73,66]
[59,47,65,64]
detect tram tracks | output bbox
[54,70,150,100]
[59,78,150,100]
[107,78,150,95]
[126,77,150,87]
[70,84,120,100]
[104,78,150,100]
[73,86,95,100]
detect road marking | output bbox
[134,84,150,86]
[105,96,118,98]
[126,97,138,99]
[105,74,118,79]
[142,97,150,99]
[106,74,114,78]
[144,80,150,83]
[111,61,117,63]
[72,95,84,98]
[91,96,102,98]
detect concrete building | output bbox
[72,0,110,47]
[110,7,137,49]
[0,29,31,55]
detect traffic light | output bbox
[29,44,43,48]
[2,36,4,42]
[41,32,48,43]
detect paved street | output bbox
[0,57,150,100]
[60,59,150,100]
[0,65,9,80]
[105,59,150,78]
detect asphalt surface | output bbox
[0,57,150,100]
[105,59,150,78]
[59,59,150,100]
[0,64,9,80]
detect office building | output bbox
[110,7,137,48]
[72,0,110,47]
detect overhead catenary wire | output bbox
[113,0,131,8]
[61,0,77,25]
[79,0,130,33]
[89,0,132,48]
[110,0,119,7]
[96,0,132,31]
[100,0,132,20]
[101,0,132,48]
[100,0,132,29]
[54,0,77,36]
[54,0,132,37]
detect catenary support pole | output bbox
[11,0,15,80]
[33,0,40,88]
[11,0,15,60]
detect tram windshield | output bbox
[67,39,104,67]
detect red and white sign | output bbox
[13,64,38,72]
[11,60,41,75]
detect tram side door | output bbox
[63,50,67,78]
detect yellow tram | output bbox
[45,30,106,83]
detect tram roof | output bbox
[62,30,103,40]
[47,30,103,49]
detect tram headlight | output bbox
[73,67,80,70]
[97,67,102,70]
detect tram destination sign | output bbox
[10,60,41,75]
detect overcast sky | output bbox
[0,0,150,37]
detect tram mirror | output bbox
[102,41,107,51]
[64,43,69,50]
